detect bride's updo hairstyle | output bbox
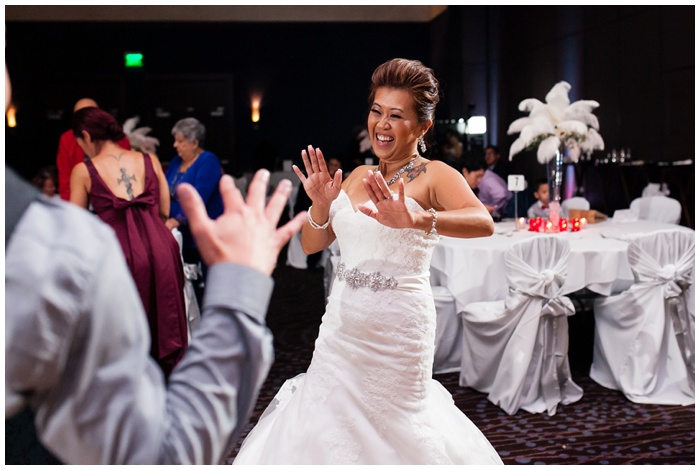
[368,58,440,125]
[72,107,126,143]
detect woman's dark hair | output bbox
[455,155,487,173]
[368,58,440,124]
[72,107,126,142]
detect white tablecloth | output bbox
[429,219,694,314]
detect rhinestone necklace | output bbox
[377,156,419,186]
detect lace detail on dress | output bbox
[322,417,361,464]
[362,365,402,438]
[409,410,452,464]
[305,341,342,408]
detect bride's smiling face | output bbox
[367,87,427,163]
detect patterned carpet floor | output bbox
[225,265,695,465]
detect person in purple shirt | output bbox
[165,117,225,297]
[477,158,511,218]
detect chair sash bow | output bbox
[629,235,695,391]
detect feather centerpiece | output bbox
[123,116,160,155]
[507,81,604,164]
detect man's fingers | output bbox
[219,174,244,214]
[265,179,293,222]
[178,183,209,232]
[246,169,270,209]
[274,212,307,248]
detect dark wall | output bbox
[6,5,694,198]
[5,21,431,179]
[427,6,693,196]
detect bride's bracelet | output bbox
[425,208,438,236]
[307,206,330,230]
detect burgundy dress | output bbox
[85,154,187,378]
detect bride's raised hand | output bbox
[292,145,342,207]
[358,171,416,229]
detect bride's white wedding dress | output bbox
[233,190,502,464]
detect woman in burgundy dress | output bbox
[69,107,187,379]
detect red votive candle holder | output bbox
[529,217,542,232]
[571,218,581,232]
[559,218,568,231]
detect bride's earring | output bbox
[418,136,427,153]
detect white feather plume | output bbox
[507,81,604,164]
[506,117,533,135]
[122,116,160,155]
[579,128,605,153]
[545,81,571,110]
[537,136,562,164]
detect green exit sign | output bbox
[124,52,143,68]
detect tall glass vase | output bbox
[546,145,564,231]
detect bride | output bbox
[233,58,502,464]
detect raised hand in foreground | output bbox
[178,169,306,275]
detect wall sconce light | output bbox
[6,104,17,128]
[251,97,261,123]
[467,116,487,135]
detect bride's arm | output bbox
[299,201,337,254]
[425,161,494,239]
[292,145,343,255]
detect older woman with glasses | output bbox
[165,117,224,299]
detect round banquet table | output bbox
[429,219,694,314]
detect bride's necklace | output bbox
[378,156,419,186]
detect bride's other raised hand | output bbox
[359,171,415,230]
[292,145,342,207]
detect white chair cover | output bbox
[432,285,462,374]
[641,182,670,197]
[630,196,681,224]
[460,236,582,415]
[286,232,308,269]
[560,197,590,218]
[171,228,201,340]
[591,230,694,405]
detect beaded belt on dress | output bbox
[335,262,398,291]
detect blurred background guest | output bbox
[477,152,511,221]
[527,177,550,219]
[455,155,505,216]
[483,145,510,181]
[31,165,58,197]
[165,117,224,302]
[56,97,130,201]
[69,107,187,379]
[441,128,464,166]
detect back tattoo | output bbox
[117,168,137,200]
